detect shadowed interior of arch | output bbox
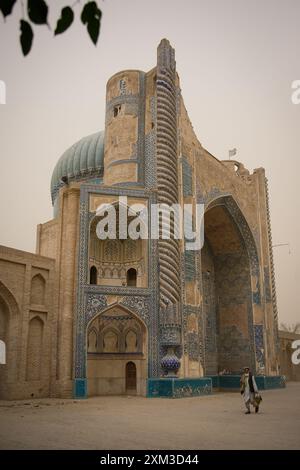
[201,202,255,375]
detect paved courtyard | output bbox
[0,383,299,450]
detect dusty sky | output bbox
[0,0,299,325]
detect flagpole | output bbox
[229,148,237,160]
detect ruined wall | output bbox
[104,70,145,186]
[36,219,58,260]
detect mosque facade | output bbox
[0,40,281,399]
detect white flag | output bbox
[229,148,237,158]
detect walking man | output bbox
[240,366,261,414]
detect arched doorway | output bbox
[126,268,137,287]
[202,198,256,375]
[90,266,98,285]
[86,305,147,396]
[126,361,137,393]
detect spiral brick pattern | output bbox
[156,40,181,307]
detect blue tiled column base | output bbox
[207,375,286,390]
[147,377,212,398]
[74,378,87,398]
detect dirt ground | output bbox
[0,382,299,450]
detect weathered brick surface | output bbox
[0,246,55,399]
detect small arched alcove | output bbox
[126,268,137,287]
[125,329,138,352]
[30,274,46,305]
[87,328,98,353]
[102,328,119,353]
[86,304,147,396]
[90,266,98,285]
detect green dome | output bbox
[51,131,104,203]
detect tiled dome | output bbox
[50,131,104,204]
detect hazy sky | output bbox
[0,0,299,325]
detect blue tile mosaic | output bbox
[147,377,212,398]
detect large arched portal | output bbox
[202,199,256,375]
[86,305,147,396]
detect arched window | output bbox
[127,268,137,287]
[90,266,97,285]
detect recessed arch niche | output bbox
[88,201,148,287]
[86,304,147,396]
[201,196,257,375]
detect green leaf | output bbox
[86,16,100,45]
[81,1,102,45]
[20,19,34,56]
[54,6,74,36]
[81,1,94,24]
[0,0,17,18]
[27,0,48,25]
